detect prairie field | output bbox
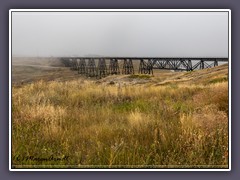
[11,59,229,169]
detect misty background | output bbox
[12,11,229,58]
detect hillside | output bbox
[95,63,228,86]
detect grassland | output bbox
[11,59,229,169]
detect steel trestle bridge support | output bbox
[86,58,97,77]
[98,58,108,77]
[139,59,153,75]
[60,57,228,77]
[78,58,86,74]
[122,59,134,74]
[109,59,120,75]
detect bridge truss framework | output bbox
[60,57,228,78]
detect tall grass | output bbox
[12,80,228,168]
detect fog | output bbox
[12,11,229,58]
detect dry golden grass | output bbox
[12,76,229,168]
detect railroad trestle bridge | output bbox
[60,57,228,77]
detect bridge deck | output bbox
[60,57,228,61]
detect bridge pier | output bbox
[139,59,153,75]
[86,58,97,77]
[122,59,134,74]
[78,58,86,74]
[98,58,108,77]
[109,59,120,75]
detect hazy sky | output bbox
[12,11,229,57]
